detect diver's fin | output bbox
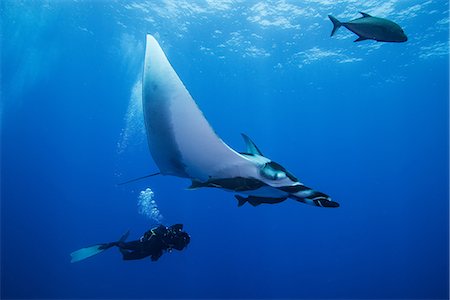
[116,172,161,186]
[70,232,130,263]
[241,133,263,156]
[235,195,247,207]
[359,12,372,18]
[328,15,341,37]
[119,230,130,243]
[70,244,109,263]
[354,36,369,42]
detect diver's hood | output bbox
[164,229,190,251]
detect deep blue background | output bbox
[1,1,449,299]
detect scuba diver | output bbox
[70,224,190,263]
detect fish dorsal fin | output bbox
[359,12,372,18]
[241,133,263,156]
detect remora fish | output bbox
[142,34,339,208]
[328,12,407,43]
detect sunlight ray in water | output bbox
[117,78,145,154]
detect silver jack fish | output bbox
[328,12,407,43]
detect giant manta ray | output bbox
[142,34,339,208]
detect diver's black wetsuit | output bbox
[114,224,190,261]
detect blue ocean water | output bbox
[1,1,449,299]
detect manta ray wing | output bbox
[142,34,253,181]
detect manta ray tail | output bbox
[116,172,161,186]
[328,15,342,37]
[70,230,130,263]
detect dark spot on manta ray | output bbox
[170,158,187,176]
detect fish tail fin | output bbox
[234,195,261,207]
[247,198,261,207]
[235,195,247,207]
[328,15,341,37]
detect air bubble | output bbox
[137,188,163,223]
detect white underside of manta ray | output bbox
[142,34,339,208]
